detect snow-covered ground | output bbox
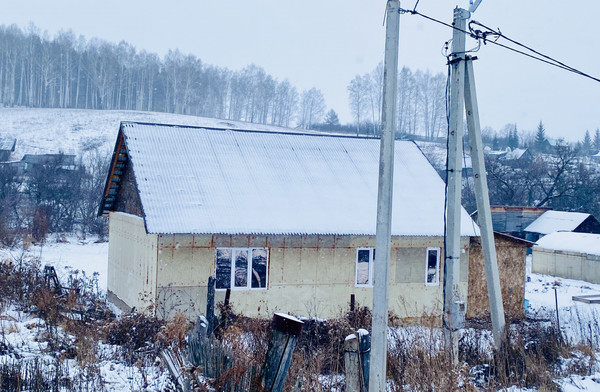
[0,107,330,161]
[3,237,600,390]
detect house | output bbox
[20,154,76,172]
[0,153,77,177]
[501,148,534,166]
[524,210,600,242]
[100,121,482,321]
[468,232,532,320]
[532,232,600,284]
[0,137,16,161]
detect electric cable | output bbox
[412,0,421,13]
[441,55,451,331]
[398,8,600,84]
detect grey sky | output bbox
[1,0,598,141]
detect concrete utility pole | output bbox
[370,1,400,391]
[445,5,506,355]
[464,58,506,349]
[444,6,469,362]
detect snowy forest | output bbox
[0,24,448,135]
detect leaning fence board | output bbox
[572,294,600,304]
[258,313,304,392]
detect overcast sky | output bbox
[1,0,598,141]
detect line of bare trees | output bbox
[0,24,329,128]
[347,63,446,139]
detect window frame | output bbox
[355,247,375,287]
[215,247,269,290]
[425,247,441,286]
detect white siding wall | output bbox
[108,212,158,313]
[532,248,600,284]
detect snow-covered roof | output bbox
[525,210,591,235]
[503,148,528,160]
[112,122,479,236]
[0,137,16,151]
[535,232,600,256]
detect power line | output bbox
[399,8,600,84]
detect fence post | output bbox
[358,329,371,391]
[259,313,304,392]
[345,330,371,392]
[344,334,362,392]
[206,276,215,337]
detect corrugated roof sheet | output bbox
[120,122,479,236]
[525,210,591,235]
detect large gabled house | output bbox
[100,121,481,321]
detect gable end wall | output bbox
[107,212,158,313]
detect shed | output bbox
[488,206,548,239]
[524,210,600,242]
[0,137,16,162]
[468,232,532,320]
[100,121,479,321]
[532,232,600,284]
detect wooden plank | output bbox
[572,294,600,304]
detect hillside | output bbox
[0,108,316,160]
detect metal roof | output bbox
[525,210,592,235]
[0,137,16,151]
[106,121,478,236]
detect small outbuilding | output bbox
[524,210,600,243]
[532,232,600,284]
[100,121,482,321]
[486,205,548,239]
[468,232,533,320]
[0,137,16,162]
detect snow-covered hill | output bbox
[0,108,311,160]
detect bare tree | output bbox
[299,88,326,129]
[347,75,368,135]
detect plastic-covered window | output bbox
[216,248,268,289]
[426,247,440,285]
[356,248,375,286]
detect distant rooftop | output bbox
[0,137,16,151]
[525,210,592,235]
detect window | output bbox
[425,247,440,285]
[216,248,268,289]
[356,248,375,286]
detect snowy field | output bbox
[3,237,600,390]
[0,107,331,161]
